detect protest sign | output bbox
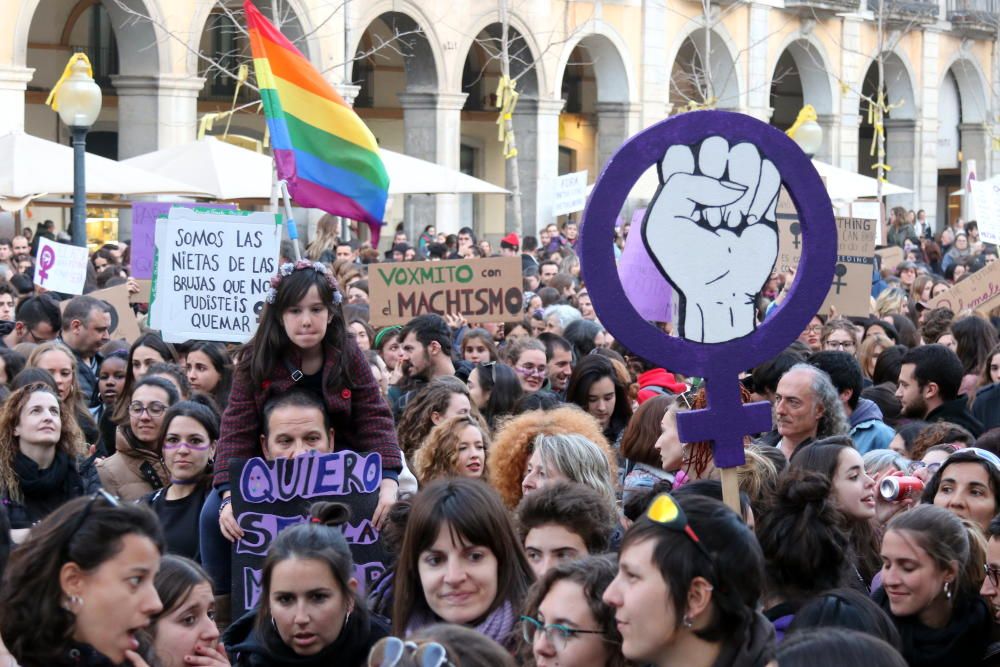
[230,452,386,617]
[148,207,280,343]
[131,202,237,280]
[927,258,1000,314]
[87,285,141,343]
[852,200,885,245]
[618,212,675,322]
[820,217,877,317]
[775,187,802,274]
[875,246,904,273]
[370,256,523,327]
[552,170,588,217]
[971,177,1000,244]
[33,238,88,295]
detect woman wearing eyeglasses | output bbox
[920,447,1000,533]
[602,493,774,667]
[506,338,550,395]
[0,493,165,667]
[0,383,89,539]
[391,478,533,649]
[139,399,219,562]
[875,504,993,666]
[97,376,178,501]
[225,501,388,667]
[518,556,626,667]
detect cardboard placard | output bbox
[820,217,877,317]
[369,256,523,327]
[33,238,88,295]
[775,187,802,274]
[618,211,675,322]
[88,285,141,343]
[129,279,152,304]
[148,207,280,343]
[875,246,904,273]
[927,259,1000,315]
[230,452,386,618]
[552,170,588,217]
[131,202,237,280]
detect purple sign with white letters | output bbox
[130,202,236,279]
[230,451,386,616]
[580,110,836,468]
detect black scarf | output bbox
[874,588,992,667]
[14,450,78,500]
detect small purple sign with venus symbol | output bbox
[580,110,836,468]
[37,245,55,284]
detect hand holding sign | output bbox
[643,137,779,343]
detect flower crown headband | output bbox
[265,260,342,305]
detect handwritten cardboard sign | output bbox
[230,452,386,618]
[775,187,802,274]
[618,210,675,322]
[875,246,904,273]
[130,203,237,280]
[87,284,141,343]
[820,217,877,317]
[928,259,1000,314]
[33,238,88,295]
[370,256,523,327]
[553,170,589,217]
[148,207,280,343]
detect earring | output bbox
[343,610,352,628]
[682,615,693,629]
[62,595,83,612]
[944,582,953,600]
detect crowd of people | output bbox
[0,210,1000,667]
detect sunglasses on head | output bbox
[368,637,453,667]
[645,493,713,562]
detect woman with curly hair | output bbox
[0,383,87,535]
[412,413,492,486]
[27,341,99,446]
[396,376,475,457]
[488,406,616,509]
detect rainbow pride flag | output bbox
[245,1,388,241]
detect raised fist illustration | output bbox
[642,136,779,343]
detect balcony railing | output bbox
[784,0,861,13]
[866,0,940,23]
[947,0,1000,36]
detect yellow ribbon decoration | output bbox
[495,75,519,160]
[45,52,94,110]
[785,104,818,140]
[223,64,249,137]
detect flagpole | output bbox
[278,180,302,261]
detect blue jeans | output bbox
[199,488,232,594]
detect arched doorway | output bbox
[770,40,834,162]
[669,29,740,112]
[857,53,916,209]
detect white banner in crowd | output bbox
[33,237,88,295]
[971,177,1000,244]
[552,170,589,217]
[149,207,281,343]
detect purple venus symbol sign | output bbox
[37,245,56,284]
[580,111,836,469]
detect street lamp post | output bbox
[53,56,102,248]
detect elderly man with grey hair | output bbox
[542,304,582,336]
[773,363,849,460]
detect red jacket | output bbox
[213,340,402,487]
